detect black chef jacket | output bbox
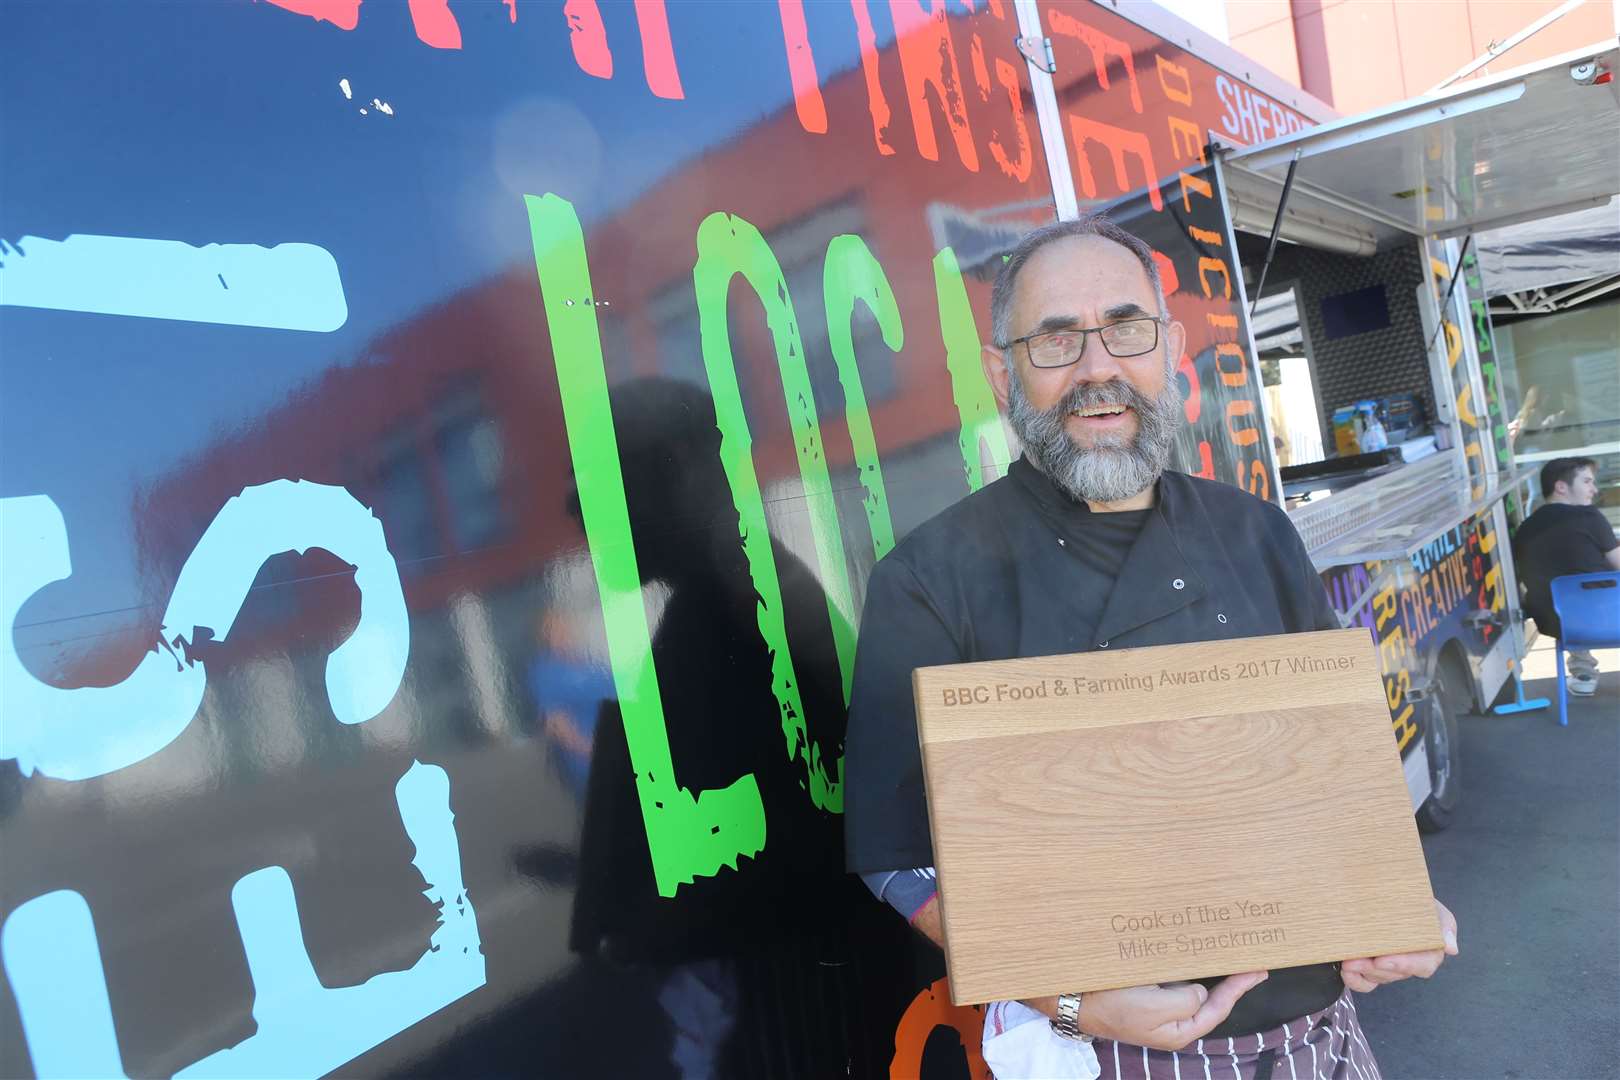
[844,457,1347,1037]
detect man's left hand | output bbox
[1341,899,1458,992]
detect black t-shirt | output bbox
[1512,503,1619,638]
[844,458,1346,1037]
[1040,505,1150,643]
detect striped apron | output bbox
[1090,991,1382,1080]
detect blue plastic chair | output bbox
[1549,571,1620,727]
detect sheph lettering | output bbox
[1214,73,1308,144]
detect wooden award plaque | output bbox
[912,628,1441,1006]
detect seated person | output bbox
[1512,457,1620,695]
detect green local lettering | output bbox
[524,193,1009,895]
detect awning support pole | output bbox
[1248,149,1302,319]
[1428,0,1588,92]
[1424,234,1475,356]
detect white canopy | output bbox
[1221,40,1620,258]
[1475,202,1620,301]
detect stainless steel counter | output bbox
[1289,451,1538,570]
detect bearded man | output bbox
[842,217,1457,1079]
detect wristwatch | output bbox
[1049,992,1093,1042]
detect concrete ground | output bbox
[1355,639,1619,1079]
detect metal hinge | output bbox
[1016,35,1055,74]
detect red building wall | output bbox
[1229,0,1616,114]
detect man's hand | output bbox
[1025,973,1269,1052]
[1340,899,1458,993]
[912,894,1268,1051]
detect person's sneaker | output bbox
[1568,671,1598,696]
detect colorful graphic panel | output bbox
[1322,508,1508,752]
[1,2,1321,1075]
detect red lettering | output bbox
[1068,116,1161,208]
[265,0,359,31]
[851,0,897,155]
[564,0,612,79]
[407,0,460,49]
[1152,251,1179,295]
[889,0,979,169]
[1049,10,1142,112]
[970,34,991,101]
[268,0,462,47]
[562,0,684,97]
[635,0,685,100]
[778,0,827,133]
[987,58,1032,181]
[1193,440,1216,479]
[1177,350,1202,424]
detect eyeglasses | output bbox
[1004,317,1164,368]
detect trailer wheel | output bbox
[1415,656,1467,833]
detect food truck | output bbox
[2,1,1615,1075]
[1218,39,1619,830]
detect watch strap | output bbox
[1049,992,1093,1042]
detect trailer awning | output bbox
[1221,40,1620,253]
[1477,202,1620,298]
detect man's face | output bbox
[1559,466,1599,505]
[983,235,1187,503]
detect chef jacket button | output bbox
[1172,578,1186,590]
[1098,640,1110,648]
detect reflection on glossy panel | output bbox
[0,0,1321,1075]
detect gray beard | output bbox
[1007,368,1182,505]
